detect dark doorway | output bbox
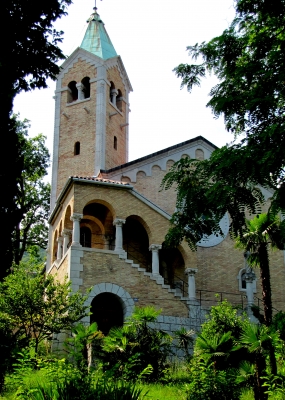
[91,292,124,335]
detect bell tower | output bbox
[50,7,133,209]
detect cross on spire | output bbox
[94,0,102,11]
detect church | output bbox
[47,7,285,338]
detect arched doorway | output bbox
[123,216,151,271]
[91,292,124,335]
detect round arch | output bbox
[64,205,73,230]
[80,198,116,220]
[82,283,135,326]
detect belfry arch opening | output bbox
[67,81,78,102]
[123,216,151,271]
[91,292,124,334]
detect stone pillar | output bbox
[62,229,72,255]
[185,268,198,300]
[113,218,125,251]
[76,82,85,101]
[111,89,118,105]
[56,237,63,261]
[149,244,162,276]
[70,213,83,246]
[245,269,257,322]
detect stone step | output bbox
[125,259,133,264]
[143,272,152,277]
[132,263,140,268]
[137,268,146,272]
[162,284,170,289]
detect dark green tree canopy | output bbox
[163,0,285,251]
[173,0,285,213]
[0,0,72,278]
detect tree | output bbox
[0,0,72,278]
[12,116,50,264]
[0,262,91,354]
[236,213,285,327]
[162,0,285,248]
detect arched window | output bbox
[110,81,115,103]
[74,142,80,155]
[67,81,78,102]
[114,136,117,150]
[80,227,91,248]
[116,89,123,111]
[81,77,90,99]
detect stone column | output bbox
[56,237,63,261]
[185,268,198,300]
[111,89,118,105]
[245,269,257,322]
[70,213,83,246]
[149,244,162,276]
[62,229,72,255]
[113,218,125,251]
[76,82,85,101]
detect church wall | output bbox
[56,59,97,196]
[80,249,189,317]
[131,161,177,215]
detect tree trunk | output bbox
[258,243,277,375]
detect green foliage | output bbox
[162,0,285,253]
[99,306,172,381]
[172,0,285,211]
[272,312,285,341]
[65,322,103,370]
[174,327,195,361]
[0,262,90,354]
[186,358,241,400]
[201,300,248,340]
[12,116,51,265]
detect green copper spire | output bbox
[80,8,117,60]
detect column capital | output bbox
[57,236,63,244]
[244,270,256,283]
[113,218,126,227]
[62,229,72,237]
[70,213,83,222]
[185,268,198,276]
[149,244,162,252]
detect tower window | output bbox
[116,89,123,111]
[74,141,80,155]
[110,81,115,103]
[114,136,117,150]
[81,77,90,99]
[68,81,78,102]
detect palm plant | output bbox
[239,323,279,400]
[235,213,285,327]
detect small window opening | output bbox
[74,141,80,155]
[68,81,78,102]
[114,136,117,150]
[82,77,90,99]
[116,89,123,111]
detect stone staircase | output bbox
[118,252,193,308]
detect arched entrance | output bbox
[123,216,151,271]
[91,292,124,334]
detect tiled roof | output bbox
[71,176,131,186]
